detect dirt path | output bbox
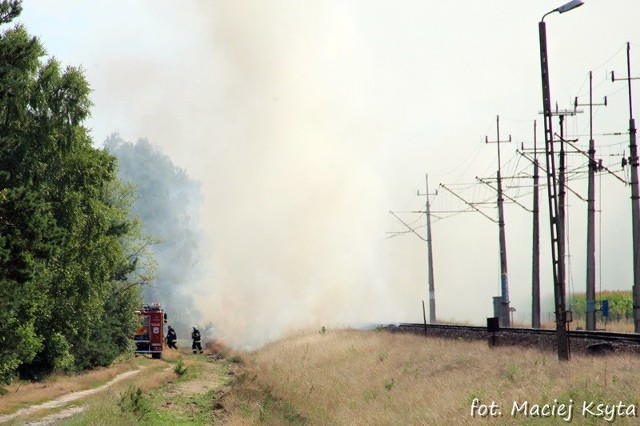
[148,354,231,423]
[0,346,233,425]
[0,368,143,425]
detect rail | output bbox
[383,323,640,354]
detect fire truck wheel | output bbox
[152,353,161,359]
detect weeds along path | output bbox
[0,368,143,425]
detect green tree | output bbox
[0,10,53,382]
[104,135,203,332]
[568,290,633,323]
[0,0,21,24]
[0,3,148,382]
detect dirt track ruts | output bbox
[0,368,143,425]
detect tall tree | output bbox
[104,135,203,333]
[0,12,54,382]
[0,3,147,382]
[0,0,20,24]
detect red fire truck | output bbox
[134,303,167,359]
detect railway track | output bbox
[383,323,640,355]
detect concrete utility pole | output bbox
[389,187,436,324]
[418,175,437,323]
[439,182,502,319]
[575,71,607,330]
[559,114,567,277]
[517,125,542,328]
[476,173,533,326]
[551,107,581,269]
[520,116,586,330]
[612,42,640,333]
[485,115,512,327]
[532,121,541,329]
[551,107,582,333]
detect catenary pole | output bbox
[485,115,512,327]
[424,175,436,323]
[532,120,541,328]
[612,43,640,333]
[575,71,606,330]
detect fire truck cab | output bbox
[134,303,167,359]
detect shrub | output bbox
[174,358,187,376]
[118,385,150,421]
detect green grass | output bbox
[51,354,229,426]
[60,381,221,425]
[143,388,217,425]
[58,387,219,426]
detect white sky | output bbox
[16,1,640,346]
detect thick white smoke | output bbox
[20,1,640,347]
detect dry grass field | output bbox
[3,328,640,425]
[223,328,640,425]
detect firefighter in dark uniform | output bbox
[166,325,177,349]
[192,325,203,354]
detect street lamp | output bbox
[542,0,584,20]
[557,0,584,13]
[538,0,584,362]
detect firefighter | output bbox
[191,325,203,354]
[166,325,177,349]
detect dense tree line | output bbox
[568,291,633,323]
[104,135,203,333]
[0,2,150,382]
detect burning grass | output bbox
[223,328,640,425]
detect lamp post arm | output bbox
[541,9,558,22]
